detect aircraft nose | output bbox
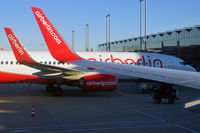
[187,65,197,72]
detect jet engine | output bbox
[80,74,117,91]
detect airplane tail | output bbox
[31,7,83,63]
[4,28,36,64]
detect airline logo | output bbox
[8,34,24,55]
[34,10,61,45]
[86,81,117,87]
[88,55,163,68]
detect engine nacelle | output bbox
[80,74,117,91]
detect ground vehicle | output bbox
[152,84,179,104]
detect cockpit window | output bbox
[180,61,186,65]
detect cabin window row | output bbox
[0,61,159,66]
[39,61,69,65]
[0,61,16,65]
[0,61,69,65]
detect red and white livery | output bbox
[1,7,199,96]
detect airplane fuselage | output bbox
[0,50,195,84]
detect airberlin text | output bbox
[87,81,116,87]
[35,11,61,45]
[88,55,163,68]
[8,34,24,55]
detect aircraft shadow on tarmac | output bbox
[0,84,121,97]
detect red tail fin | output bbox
[4,28,36,64]
[31,7,83,62]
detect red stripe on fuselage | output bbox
[0,72,55,84]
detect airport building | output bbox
[97,25,200,70]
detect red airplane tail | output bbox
[4,28,36,64]
[31,7,83,63]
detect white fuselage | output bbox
[0,51,196,81]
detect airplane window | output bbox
[1,61,3,65]
[16,61,19,65]
[40,61,43,64]
[49,61,51,65]
[44,61,47,64]
[10,61,13,65]
[58,62,61,65]
[6,61,8,65]
[53,62,56,65]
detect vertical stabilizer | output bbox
[4,28,36,64]
[31,7,83,62]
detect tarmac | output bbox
[0,83,199,133]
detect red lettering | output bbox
[87,55,161,68]
[87,67,95,70]
[142,56,145,66]
[137,59,142,65]
[110,55,123,64]
[153,59,163,68]
[124,59,135,64]
[105,58,111,62]
[88,58,96,61]
[147,56,151,66]
[99,55,103,62]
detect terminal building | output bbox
[97,25,200,70]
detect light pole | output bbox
[106,14,110,51]
[85,24,89,51]
[140,0,143,51]
[144,0,147,51]
[72,30,75,50]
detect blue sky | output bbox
[0,0,200,51]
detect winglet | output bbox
[4,28,36,64]
[31,7,83,63]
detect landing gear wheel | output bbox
[53,87,63,96]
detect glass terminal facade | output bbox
[97,25,200,52]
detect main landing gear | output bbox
[46,84,63,96]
